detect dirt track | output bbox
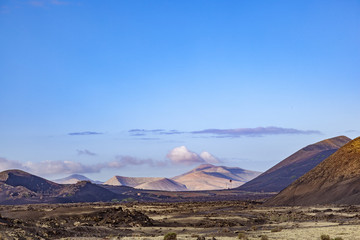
[1,201,360,239]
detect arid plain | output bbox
[2,199,360,239]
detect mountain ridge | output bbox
[103,176,186,191]
[266,136,360,206]
[238,136,351,192]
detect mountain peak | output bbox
[302,135,351,152]
[53,174,101,184]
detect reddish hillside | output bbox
[238,136,350,192]
[266,136,360,206]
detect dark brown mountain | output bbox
[238,136,351,193]
[0,169,120,204]
[0,169,61,193]
[266,136,360,206]
[57,180,118,203]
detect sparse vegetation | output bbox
[260,235,269,240]
[320,235,330,240]
[121,197,135,202]
[238,232,248,239]
[320,235,343,240]
[164,232,177,240]
[271,226,282,232]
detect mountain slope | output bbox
[173,164,261,190]
[0,169,61,193]
[0,170,120,204]
[266,136,360,206]
[104,176,162,187]
[104,176,187,191]
[58,180,118,202]
[135,178,187,191]
[54,174,102,184]
[238,136,351,193]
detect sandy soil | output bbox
[1,201,360,239]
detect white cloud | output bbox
[166,146,203,165]
[200,151,220,164]
[166,146,220,165]
[22,160,101,175]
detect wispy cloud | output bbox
[0,157,101,175]
[110,156,167,168]
[0,156,167,176]
[23,160,101,175]
[191,127,321,138]
[68,131,103,136]
[166,146,220,165]
[159,130,184,135]
[129,127,321,139]
[129,129,164,133]
[129,129,184,136]
[345,130,359,133]
[77,149,97,156]
[138,138,161,141]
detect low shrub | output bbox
[320,235,330,240]
[164,232,177,240]
[271,226,282,232]
[238,232,248,239]
[260,235,269,240]
[320,235,343,240]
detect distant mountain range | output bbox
[238,136,350,193]
[103,164,261,191]
[172,164,262,190]
[104,176,188,191]
[50,164,261,192]
[266,136,360,206]
[0,168,266,205]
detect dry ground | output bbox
[1,201,360,239]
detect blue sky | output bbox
[1,0,359,181]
